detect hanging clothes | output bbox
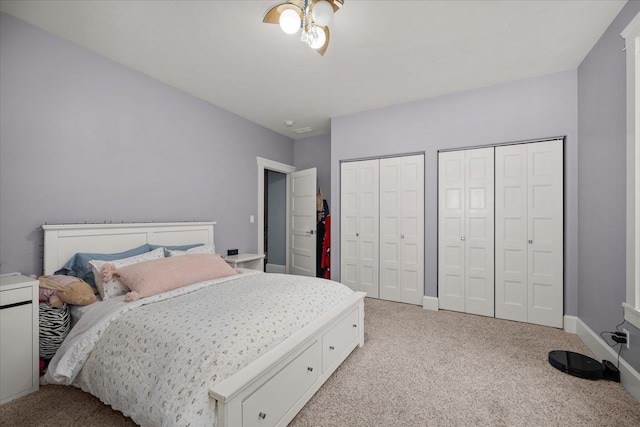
[321,214,331,279]
[316,219,325,278]
[317,188,324,222]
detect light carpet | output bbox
[1,298,638,426]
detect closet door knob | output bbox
[356,233,359,237]
[460,237,465,241]
[528,240,533,244]
[401,235,405,239]
[259,412,267,419]
[305,230,315,235]
[307,367,314,372]
[329,346,335,350]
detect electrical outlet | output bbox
[622,328,630,349]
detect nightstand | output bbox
[0,274,39,404]
[223,253,265,271]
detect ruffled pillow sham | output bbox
[167,244,216,257]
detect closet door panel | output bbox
[379,155,424,304]
[438,151,466,312]
[527,140,563,328]
[341,162,361,292]
[358,161,380,298]
[399,155,424,305]
[464,148,495,317]
[341,160,379,297]
[380,159,402,302]
[495,145,528,322]
[439,148,494,316]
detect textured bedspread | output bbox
[44,272,354,427]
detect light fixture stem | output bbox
[304,0,310,27]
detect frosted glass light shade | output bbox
[309,26,327,50]
[279,9,301,34]
[312,1,334,27]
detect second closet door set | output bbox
[341,155,424,305]
[438,140,564,328]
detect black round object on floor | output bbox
[548,350,603,380]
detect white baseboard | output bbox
[265,263,286,274]
[422,296,439,311]
[563,315,577,334]
[575,317,640,402]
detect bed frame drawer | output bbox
[241,340,320,427]
[322,307,359,372]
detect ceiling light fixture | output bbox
[263,0,343,56]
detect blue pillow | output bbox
[55,244,151,288]
[148,243,205,257]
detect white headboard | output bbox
[42,222,216,275]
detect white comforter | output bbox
[44,271,354,427]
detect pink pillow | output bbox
[103,254,237,301]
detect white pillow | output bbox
[168,244,216,257]
[88,247,165,300]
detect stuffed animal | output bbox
[38,275,97,307]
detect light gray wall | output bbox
[0,13,294,276]
[331,70,579,316]
[577,1,640,370]
[294,134,331,207]
[266,170,286,266]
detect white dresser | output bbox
[0,274,39,404]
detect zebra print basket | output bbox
[39,303,70,360]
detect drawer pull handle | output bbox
[259,412,267,420]
[352,324,357,328]
[0,300,31,310]
[329,346,335,350]
[307,366,314,372]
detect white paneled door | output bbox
[341,160,380,297]
[379,155,425,305]
[289,168,317,277]
[438,148,495,317]
[438,150,466,312]
[495,140,564,328]
[495,144,528,322]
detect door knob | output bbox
[356,233,359,237]
[401,235,405,239]
[460,237,465,241]
[528,240,533,244]
[305,230,315,235]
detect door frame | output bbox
[257,157,296,273]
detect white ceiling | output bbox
[0,0,627,139]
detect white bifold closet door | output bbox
[341,160,380,298]
[379,155,425,305]
[495,140,563,328]
[341,154,425,304]
[438,148,495,317]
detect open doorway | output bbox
[257,157,295,274]
[256,157,318,277]
[264,170,286,273]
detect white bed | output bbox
[41,222,365,427]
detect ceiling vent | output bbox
[292,126,314,134]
